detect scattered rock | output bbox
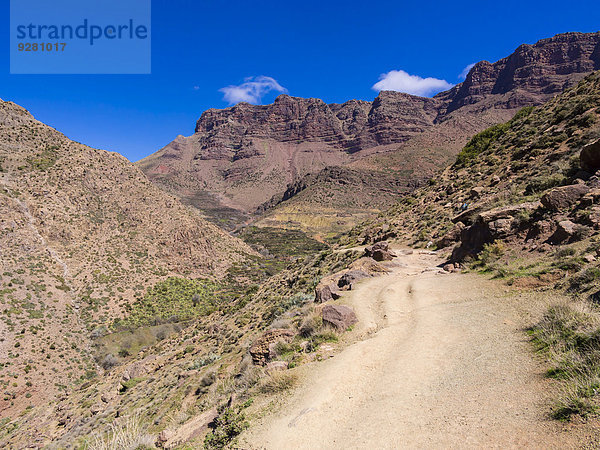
[550,220,577,243]
[100,391,115,403]
[442,263,461,273]
[266,361,289,373]
[249,329,295,366]
[584,254,597,263]
[469,186,484,198]
[365,241,396,261]
[337,270,370,290]
[349,257,390,274]
[541,184,590,211]
[157,429,174,447]
[580,139,600,172]
[322,305,358,330]
[315,282,340,303]
[436,222,465,249]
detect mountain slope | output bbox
[139,32,600,235]
[0,100,254,416]
[344,70,600,269]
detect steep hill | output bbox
[0,100,254,417]
[140,32,600,235]
[342,69,600,420]
[343,71,600,259]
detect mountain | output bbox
[0,99,254,417]
[345,70,600,261]
[139,32,600,236]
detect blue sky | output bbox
[1,0,599,161]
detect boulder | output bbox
[550,220,577,243]
[315,282,340,303]
[337,270,370,290]
[590,206,600,229]
[541,184,590,211]
[266,361,289,373]
[365,241,396,261]
[436,222,465,249]
[322,305,358,330]
[249,329,295,366]
[580,139,600,172]
[469,186,484,198]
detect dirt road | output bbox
[241,250,588,449]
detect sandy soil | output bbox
[241,250,596,449]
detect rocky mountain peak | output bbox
[438,31,600,113]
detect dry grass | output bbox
[530,301,600,419]
[85,414,155,450]
[258,371,298,394]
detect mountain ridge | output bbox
[139,32,600,235]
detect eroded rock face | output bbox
[322,305,358,330]
[437,32,600,114]
[541,184,590,211]
[580,139,600,172]
[249,329,295,366]
[139,32,600,226]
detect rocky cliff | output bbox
[139,32,600,235]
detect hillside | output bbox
[343,70,600,419]
[0,100,254,417]
[140,32,600,236]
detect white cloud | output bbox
[193,86,200,90]
[458,63,476,80]
[219,76,288,105]
[372,70,453,97]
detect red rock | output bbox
[322,305,358,330]
[541,184,590,211]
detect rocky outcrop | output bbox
[322,305,358,330]
[437,32,600,114]
[451,202,540,260]
[249,329,295,366]
[337,270,370,290]
[139,32,600,228]
[365,241,397,261]
[541,184,590,211]
[580,139,600,172]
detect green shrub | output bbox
[204,400,252,449]
[120,277,219,327]
[530,303,600,419]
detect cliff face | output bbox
[139,32,600,231]
[437,32,600,113]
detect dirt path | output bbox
[241,250,589,449]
